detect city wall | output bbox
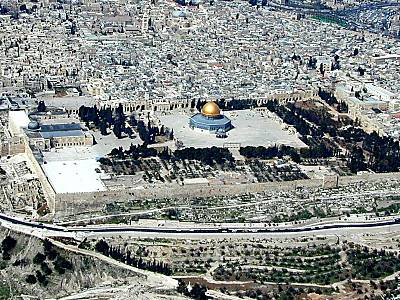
[53,171,399,220]
[24,142,56,212]
[53,178,320,219]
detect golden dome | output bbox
[201,101,220,117]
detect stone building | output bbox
[24,122,93,151]
[189,101,233,134]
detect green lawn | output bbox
[311,15,346,27]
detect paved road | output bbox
[337,2,400,16]
[270,1,400,15]
[1,213,400,238]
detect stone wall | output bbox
[24,143,56,212]
[52,171,400,220]
[52,178,322,219]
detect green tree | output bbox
[95,240,110,255]
[2,236,16,253]
[37,101,46,112]
[25,275,37,284]
[33,253,46,265]
[177,279,189,295]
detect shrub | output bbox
[33,253,46,265]
[25,275,37,284]
[2,236,17,253]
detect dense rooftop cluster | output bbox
[0,0,399,106]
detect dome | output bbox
[201,102,220,117]
[27,120,40,130]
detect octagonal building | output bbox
[189,102,232,134]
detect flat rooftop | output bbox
[158,110,307,149]
[39,130,142,194]
[41,158,106,194]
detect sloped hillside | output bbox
[0,227,181,299]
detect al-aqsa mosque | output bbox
[189,101,233,136]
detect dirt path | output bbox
[49,238,178,292]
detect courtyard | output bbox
[158,109,307,149]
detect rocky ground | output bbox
[0,226,183,300]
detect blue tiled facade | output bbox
[189,113,232,132]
